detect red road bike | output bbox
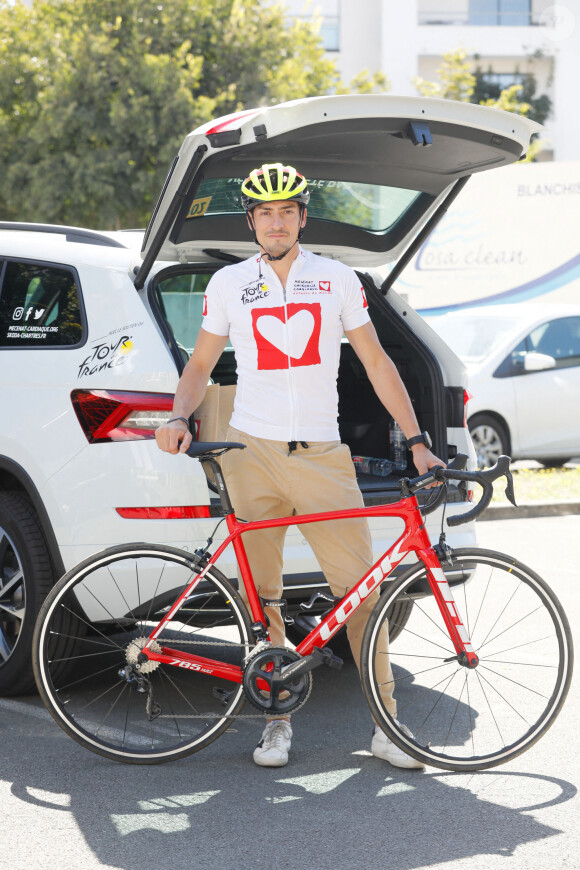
[33,444,573,770]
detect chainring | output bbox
[242,646,312,715]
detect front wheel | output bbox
[361,548,573,771]
[33,544,254,764]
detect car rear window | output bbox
[187,177,421,233]
[155,270,215,355]
[0,260,84,348]
[431,315,521,364]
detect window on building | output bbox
[480,71,526,88]
[0,261,84,347]
[288,1,340,51]
[469,0,531,26]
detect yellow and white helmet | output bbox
[240,163,310,211]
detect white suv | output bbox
[0,94,538,693]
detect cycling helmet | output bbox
[240,163,310,211]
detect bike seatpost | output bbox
[185,441,246,516]
[199,455,235,515]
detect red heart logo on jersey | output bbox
[252,303,322,370]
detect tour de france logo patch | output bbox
[240,279,270,305]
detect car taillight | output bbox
[463,389,475,501]
[116,506,211,519]
[463,389,472,428]
[71,389,174,443]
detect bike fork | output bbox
[419,548,480,669]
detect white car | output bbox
[429,303,580,467]
[0,94,538,693]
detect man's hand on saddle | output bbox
[155,419,193,454]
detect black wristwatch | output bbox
[406,431,432,450]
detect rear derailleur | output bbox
[118,664,161,720]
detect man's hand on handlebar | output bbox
[410,444,446,488]
[406,454,516,526]
[155,419,193,455]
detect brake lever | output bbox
[479,455,517,507]
[504,467,517,507]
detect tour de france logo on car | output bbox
[252,302,322,370]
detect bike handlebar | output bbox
[402,454,516,527]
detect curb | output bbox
[480,501,580,521]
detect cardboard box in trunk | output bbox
[194,384,236,443]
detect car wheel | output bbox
[0,493,55,695]
[468,414,510,469]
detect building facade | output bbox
[284,0,580,160]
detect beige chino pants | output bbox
[221,427,396,716]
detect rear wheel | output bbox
[362,548,573,771]
[33,544,254,764]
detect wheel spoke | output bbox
[0,567,24,600]
[0,629,12,662]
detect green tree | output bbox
[0,0,344,227]
[414,48,476,102]
[472,66,552,125]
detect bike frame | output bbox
[140,492,479,679]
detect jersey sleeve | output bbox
[340,266,371,332]
[200,271,230,337]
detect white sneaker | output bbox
[371,722,425,769]
[253,719,293,767]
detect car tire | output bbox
[0,493,55,695]
[468,413,510,469]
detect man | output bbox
[156,163,444,769]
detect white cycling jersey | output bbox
[202,246,370,441]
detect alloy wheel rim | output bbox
[0,528,25,662]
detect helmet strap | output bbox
[263,238,299,262]
[246,210,259,245]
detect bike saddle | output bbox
[185,441,246,458]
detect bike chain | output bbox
[144,641,305,720]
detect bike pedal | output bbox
[213,686,234,706]
[319,647,343,670]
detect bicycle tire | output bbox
[361,548,573,771]
[33,543,254,764]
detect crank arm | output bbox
[279,646,343,685]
